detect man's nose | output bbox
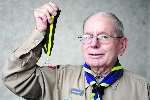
[90,37,101,48]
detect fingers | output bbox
[34,2,59,22]
[48,2,59,15]
[41,2,58,16]
[33,2,59,32]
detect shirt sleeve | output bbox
[148,83,150,100]
[2,31,47,99]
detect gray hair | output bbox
[83,12,124,37]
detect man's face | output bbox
[82,15,127,68]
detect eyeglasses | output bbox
[77,33,123,44]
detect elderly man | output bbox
[2,2,150,100]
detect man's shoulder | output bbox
[39,64,83,81]
[57,64,83,72]
[40,64,82,70]
[123,69,149,84]
[57,65,84,82]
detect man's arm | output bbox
[2,2,59,99]
[148,83,150,100]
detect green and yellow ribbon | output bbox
[43,16,55,56]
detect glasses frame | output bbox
[77,33,123,44]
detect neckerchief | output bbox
[83,61,124,100]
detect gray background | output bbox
[0,0,150,99]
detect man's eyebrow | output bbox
[84,32,92,35]
[97,32,108,35]
[84,32,110,35]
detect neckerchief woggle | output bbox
[83,61,124,100]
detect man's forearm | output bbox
[2,30,45,97]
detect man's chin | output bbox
[86,60,105,67]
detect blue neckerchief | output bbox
[83,62,124,100]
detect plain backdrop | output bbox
[0,0,149,99]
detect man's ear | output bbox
[119,37,128,56]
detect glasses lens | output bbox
[97,34,111,41]
[78,33,120,44]
[81,34,91,43]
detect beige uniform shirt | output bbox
[2,31,150,100]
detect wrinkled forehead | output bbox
[83,15,117,36]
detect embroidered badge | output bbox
[70,88,84,96]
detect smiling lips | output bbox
[88,53,105,59]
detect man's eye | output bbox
[99,35,110,39]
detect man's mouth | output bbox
[88,53,104,58]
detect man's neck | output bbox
[91,65,112,77]
[90,59,119,76]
